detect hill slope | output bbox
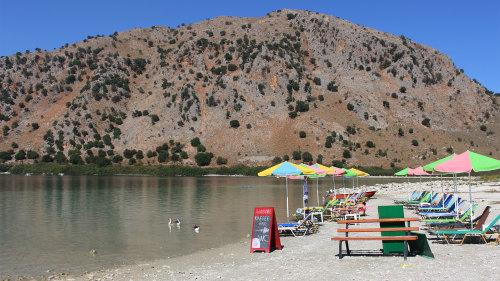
[0,9,498,168]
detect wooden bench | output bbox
[331,218,419,260]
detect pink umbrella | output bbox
[407,167,433,176]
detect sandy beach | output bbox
[38,179,500,281]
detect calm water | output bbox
[0,174,415,279]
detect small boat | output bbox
[328,190,377,199]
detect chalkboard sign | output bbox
[250,207,281,253]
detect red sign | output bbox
[250,207,282,253]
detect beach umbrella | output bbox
[423,154,455,172]
[349,168,370,191]
[258,161,316,222]
[309,164,346,201]
[395,168,409,176]
[435,151,500,230]
[422,154,455,204]
[300,164,328,206]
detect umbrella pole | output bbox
[441,174,444,207]
[469,172,473,231]
[286,177,290,223]
[454,173,458,220]
[316,177,320,206]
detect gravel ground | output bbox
[44,180,500,281]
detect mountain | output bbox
[0,9,498,168]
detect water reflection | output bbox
[0,174,420,278]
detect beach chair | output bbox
[429,206,490,232]
[420,193,450,209]
[394,190,419,204]
[419,200,466,219]
[418,194,454,211]
[404,191,431,206]
[425,205,485,227]
[418,197,460,214]
[277,212,315,237]
[434,214,500,245]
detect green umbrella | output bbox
[423,154,455,172]
[395,168,409,176]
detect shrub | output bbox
[342,150,351,159]
[399,86,406,93]
[327,81,338,92]
[412,139,419,146]
[398,128,404,137]
[195,152,213,166]
[151,114,159,124]
[26,150,39,159]
[216,156,228,165]
[299,131,306,138]
[480,125,487,131]
[382,101,390,108]
[446,147,454,154]
[229,120,240,128]
[313,77,321,86]
[272,157,282,165]
[347,103,354,111]
[292,151,301,160]
[366,141,375,148]
[422,118,431,127]
[31,123,39,130]
[228,64,237,71]
[316,154,323,164]
[191,137,201,147]
[158,151,169,162]
[302,152,313,163]
[146,150,157,158]
[41,154,54,162]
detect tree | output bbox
[216,156,227,165]
[302,152,313,163]
[347,103,354,111]
[102,134,112,146]
[31,123,39,130]
[292,150,301,160]
[412,139,419,146]
[316,154,323,164]
[195,152,213,166]
[136,150,144,159]
[299,131,306,138]
[366,141,375,148]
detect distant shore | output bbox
[46,179,500,281]
[2,163,412,177]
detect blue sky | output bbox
[1,0,499,93]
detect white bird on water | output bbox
[169,218,181,227]
[193,224,200,232]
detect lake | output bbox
[0,174,416,279]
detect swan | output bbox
[169,218,181,226]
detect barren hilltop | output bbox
[0,9,498,168]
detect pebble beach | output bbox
[26,179,500,280]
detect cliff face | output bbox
[0,9,498,167]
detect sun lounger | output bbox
[278,212,315,237]
[429,206,490,233]
[433,214,500,245]
[419,200,466,219]
[424,204,484,227]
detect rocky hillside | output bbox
[0,9,498,168]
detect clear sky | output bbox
[1,0,498,93]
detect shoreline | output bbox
[39,179,500,281]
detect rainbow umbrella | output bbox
[258,161,315,222]
[435,151,500,229]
